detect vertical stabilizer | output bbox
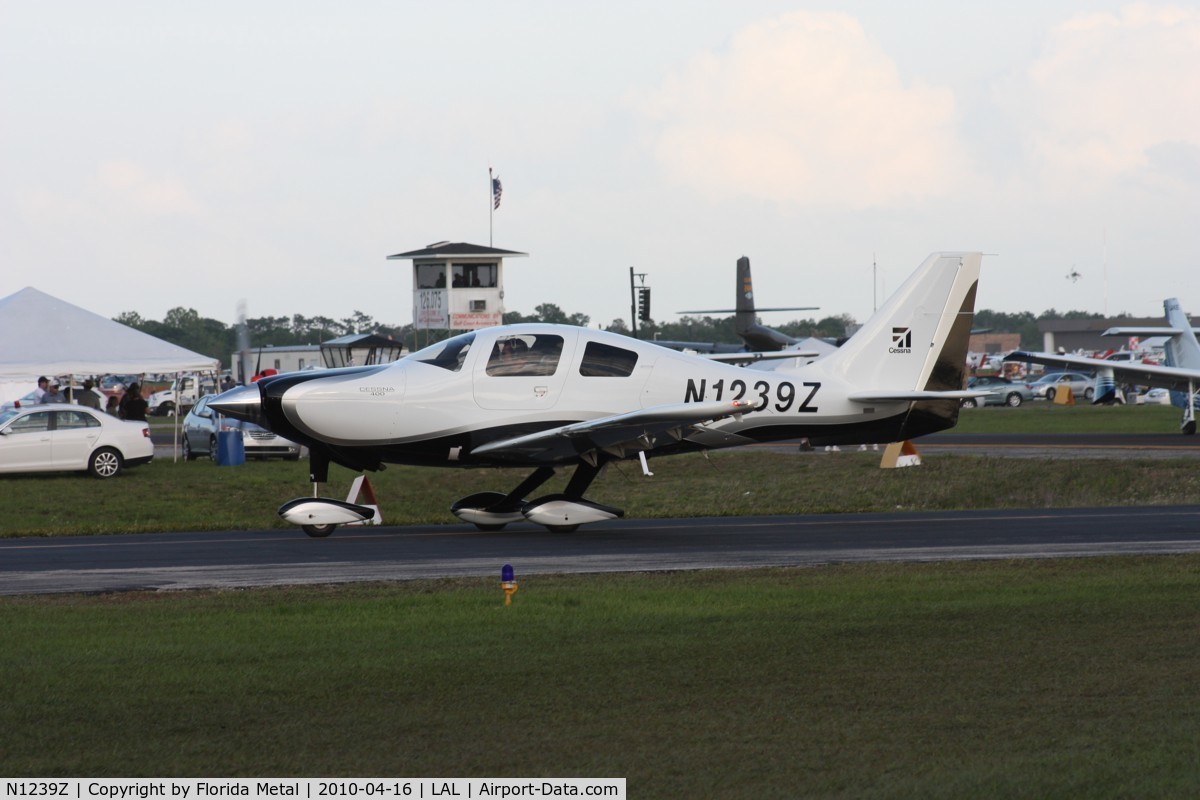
[818,251,980,437]
[818,252,981,393]
[733,256,803,350]
[1161,298,1200,420]
[735,256,755,322]
[1163,298,1200,370]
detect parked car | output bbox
[1141,388,1171,405]
[0,389,42,413]
[1028,372,1095,401]
[962,375,1034,407]
[100,375,137,394]
[180,395,302,461]
[148,374,217,417]
[0,405,153,478]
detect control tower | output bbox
[387,241,528,332]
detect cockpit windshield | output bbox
[405,332,476,372]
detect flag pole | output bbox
[489,166,494,247]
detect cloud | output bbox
[640,11,970,209]
[1019,5,1200,187]
[96,161,202,217]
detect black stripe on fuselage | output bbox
[308,411,929,472]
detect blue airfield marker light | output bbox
[501,563,518,606]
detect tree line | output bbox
[115,304,1111,369]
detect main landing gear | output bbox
[278,451,624,538]
[451,461,623,532]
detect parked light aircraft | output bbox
[1005,297,1200,434]
[211,252,984,536]
[670,255,821,353]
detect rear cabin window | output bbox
[486,334,564,376]
[579,341,638,377]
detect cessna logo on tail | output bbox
[890,327,912,354]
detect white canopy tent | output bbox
[0,287,221,461]
[0,287,219,378]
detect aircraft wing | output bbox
[1006,350,1200,392]
[470,400,754,463]
[1102,327,1191,337]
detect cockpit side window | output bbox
[486,334,564,376]
[407,332,476,372]
[579,341,639,377]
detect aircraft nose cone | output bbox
[208,383,264,425]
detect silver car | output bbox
[180,395,302,461]
[962,375,1034,407]
[1028,372,1095,401]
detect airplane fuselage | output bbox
[244,325,952,473]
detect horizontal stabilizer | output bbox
[704,350,821,363]
[678,306,818,314]
[849,390,988,403]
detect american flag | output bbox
[492,175,502,209]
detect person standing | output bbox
[119,382,149,421]
[78,379,104,411]
[34,376,49,403]
[42,381,68,403]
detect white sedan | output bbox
[0,405,154,478]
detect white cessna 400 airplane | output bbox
[211,251,983,536]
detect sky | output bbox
[3,2,1200,331]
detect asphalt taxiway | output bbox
[3,505,1199,595]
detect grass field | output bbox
[3,448,1200,537]
[1,400,1193,538]
[5,400,1199,791]
[3,558,1200,795]
[949,398,1182,434]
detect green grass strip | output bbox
[3,447,1199,537]
[3,558,1200,797]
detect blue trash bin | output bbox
[215,430,245,466]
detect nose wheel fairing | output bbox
[279,497,377,532]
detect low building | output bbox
[1038,314,1169,354]
[231,345,322,382]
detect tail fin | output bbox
[1161,298,1200,413]
[732,256,809,350]
[734,256,755,320]
[1162,298,1200,370]
[820,252,981,390]
[819,251,981,437]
